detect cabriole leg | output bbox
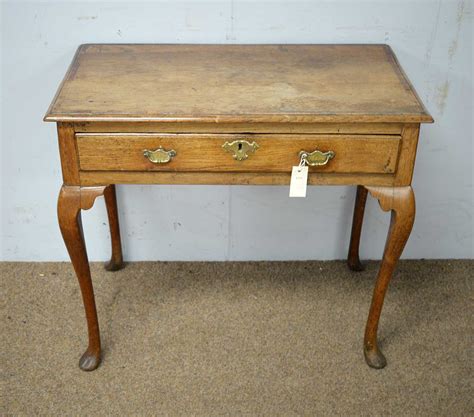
[57,185,107,371]
[364,186,415,369]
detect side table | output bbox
[45,44,433,371]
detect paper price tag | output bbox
[289,165,308,197]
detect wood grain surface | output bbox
[45,44,433,123]
[76,133,401,174]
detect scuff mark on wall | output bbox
[456,0,466,24]
[425,0,468,115]
[435,80,450,113]
[423,0,442,106]
[447,0,466,62]
[448,39,458,60]
[226,0,236,41]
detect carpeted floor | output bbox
[1,260,473,416]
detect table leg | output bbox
[347,185,368,271]
[363,186,415,368]
[57,185,107,371]
[104,185,124,271]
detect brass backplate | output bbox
[143,146,177,164]
[299,149,335,166]
[222,140,259,161]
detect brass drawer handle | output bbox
[222,140,259,161]
[299,149,335,166]
[143,147,176,164]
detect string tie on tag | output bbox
[298,153,307,171]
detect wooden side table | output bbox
[44,44,433,371]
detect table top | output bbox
[45,44,432,124]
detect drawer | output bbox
[76,133,401,174]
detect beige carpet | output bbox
[1,260,473,416]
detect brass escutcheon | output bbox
[299,149,335,166]
[143,147,177,164]
[222,140,259,161]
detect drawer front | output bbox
[76,133,400,174]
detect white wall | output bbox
[1,0,472,261]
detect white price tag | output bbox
[289,165,308,197]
